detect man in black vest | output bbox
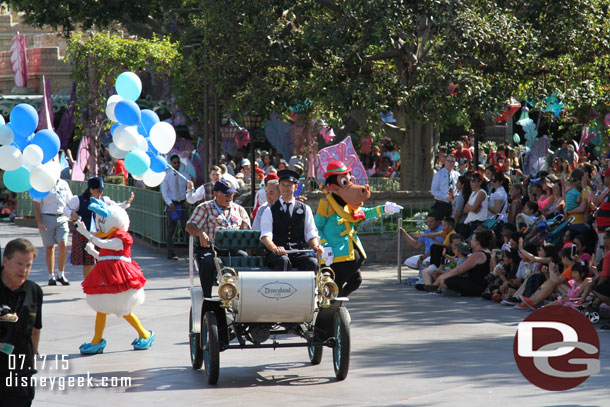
[260,169,324,270]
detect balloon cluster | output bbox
[0,104,62,198]
[106,72,176,187]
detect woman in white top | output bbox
[457,172,488,237]
[488,171,509,223]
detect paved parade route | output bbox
[1,223,609,406]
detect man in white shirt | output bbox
[252,179,280,230]
[430,153,459,219]
[260,169,324,270]
[33,178,73,285]
[186,165,221,204]
[160,154,190,260]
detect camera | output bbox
[0,304,18,344]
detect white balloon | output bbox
[23,144,44,167]
[0,115,5,125]
[149,122,176,154]
[0,124,13,145]
[106,94,123,106]
[133,134,148,152]
[106,102,118,122]
[112,125,140,151]
[108,142,128,159]
[0,145,24,171]
[30,161,60,192]
[142,168,166,187]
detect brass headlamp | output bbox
[318,267,339,308]
[218,267,238,308]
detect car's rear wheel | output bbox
[202,311,220,384]
[189,307,203,369]
[308,343,323,365]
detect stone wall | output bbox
[0,10,71,94]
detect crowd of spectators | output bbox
[403,134,610,328]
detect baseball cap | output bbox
[455,241,470,256]
[213,179,237,194]
[88,176,104,190]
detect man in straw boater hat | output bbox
[260,169,324,271]
[315,160,402,296]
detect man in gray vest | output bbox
[260,169,323,270]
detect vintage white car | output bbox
[188,230,350,384]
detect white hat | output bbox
[241,158,251,167]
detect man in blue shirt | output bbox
[401,213,444,269]
[430,154,459,219]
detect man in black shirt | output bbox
[1,239,42,407]
[260,169,323,270]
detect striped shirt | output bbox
[187,199,251,241]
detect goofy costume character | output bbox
[315,161,402,296]
[75,198,154,354]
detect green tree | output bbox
[174,0,610,189]
[65,32,180,173]
[7,0,182,37]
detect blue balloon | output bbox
[141,109,160,134]
[9,104,39,136]
[114,100,141,126]
[11,132,28,150]
[137,123,148,137]
[3,166,31,193]
[150,154,167,173]
[115,72,142,101]
[110,122,119,135]
[124,150,151,176]
[29,187,50,200]
[31,129,60,163]
[147,139,158,155]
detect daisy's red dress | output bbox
[82,229,146,316]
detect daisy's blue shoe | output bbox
[132,331,155,350]
[80,339,106,355]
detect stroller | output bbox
[546,215,575,248]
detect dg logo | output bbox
[513,305,600,391]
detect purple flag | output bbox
[57,82,77,149]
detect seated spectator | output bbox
[433,229,494,296]
[592,232,610,327]
[455,172,488,237]
[419,217,457,269]
[519,246,577,310]
[450,175,471,225]
[542,178,565,219]
[508,184,523,225]
[417,235,467,292]
[482,247,520,301]
[563,168,588,234]
[400,213,443,269]
[375,156,394,178]
[488,171,509,223]
[515,201,541,231]
[545,263,589,308]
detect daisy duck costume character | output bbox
[75,198,154,354]
[315,161,403,296]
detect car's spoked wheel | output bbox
[202,311,220,384]
[189,307,203,369]
[332,307,350,380]
[308,342,323,365]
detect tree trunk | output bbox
[399,117,439,191]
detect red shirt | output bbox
[603,252,610,277]
[114,160,128,184]
[452,148,473,162]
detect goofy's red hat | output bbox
[323,160,352,178]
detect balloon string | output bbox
[166,165,190,182]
